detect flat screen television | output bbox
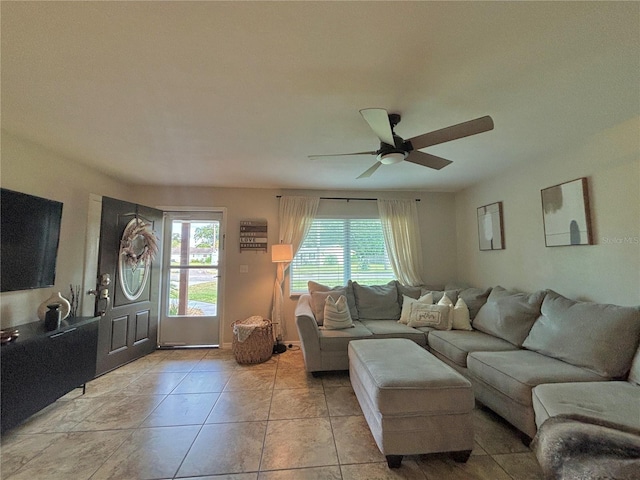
[1,188,63,292]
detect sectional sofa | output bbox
[295,280,640,442]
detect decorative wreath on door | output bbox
[120,219,159,268]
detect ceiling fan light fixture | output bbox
[378,151,407,165]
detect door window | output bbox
[168,219,220,317]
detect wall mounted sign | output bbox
[240,220,268,252]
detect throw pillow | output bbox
[523,290,640,379]
[322,295,354,330]
[459,287,492,320]
[397,283,422,303]
[352,281,401,320]
[473,286,546,347]
[627,348,640,386]
[310,289,345,326]
[308,280,358,323]
[407,303,452,330]
[398,292,433,325]
[437,294,454,326]
[424,289,461,305]
[452,297,473,330]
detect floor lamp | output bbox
[272,243,293,354]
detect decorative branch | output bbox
[68,284,80,318]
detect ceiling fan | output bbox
[309,109,494,178]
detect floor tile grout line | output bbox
[327,402,344,475]
[168,419,209,479]
[161,348,217,480]
[2,349,542,479]
[257,354,279,473]
[85,428,137,480]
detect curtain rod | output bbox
[276,196,420,202]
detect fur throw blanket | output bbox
[532,414,640,480]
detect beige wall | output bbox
[454,116,640,305]
[135,187,458,345]
[0,131,135,328]
[0,131,457,342]
[6,116,636,342]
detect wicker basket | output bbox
[232,318,274,364]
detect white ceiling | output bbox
[2,1,638,192]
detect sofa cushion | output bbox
[532,381,640,431]
[348,339,473,416]
[522,290,640,378]
[352,281,401,320]
[323,295,354,330]
[359,319,427,346]
[459,287,492,320]
[473,286,546,347]
[467,350,606,407]
[428,330,518,368]
[318,320,373,351]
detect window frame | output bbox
[289,214,395,294]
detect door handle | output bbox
[97,288,110,317]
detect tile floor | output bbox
[1,348,544,480]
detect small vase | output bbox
[37,292,71,321]
[44,304,61,331]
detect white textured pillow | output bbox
[407,303,452,330]
[452,297,473,330]
[398,292,433,324]
[437,294,454,326]
[322,295,354,330]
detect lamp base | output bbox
[273,342,287,354]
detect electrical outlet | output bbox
[240,265,249,273]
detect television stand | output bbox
[1,315,99,434]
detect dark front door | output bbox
[95,197,163,376]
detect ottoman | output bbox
[348,338,475,468]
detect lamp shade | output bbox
[378,152,407,165]
[272,243,293,263]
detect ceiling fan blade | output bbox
[357,161,382,179]
[308,151,376,160]
[408,115,494,150]
[360,108,396,146]
[405,151,453,170]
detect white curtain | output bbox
[272,196,319,339]
[377,198,424,287]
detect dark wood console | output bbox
[1,316,99,434]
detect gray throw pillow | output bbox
[459,287,492,320]
[423,289,461,305]
[473,286,546,347]
[308,281,358,322]
[523,290,640,379]
[309,289,345,326]
[352,281,401,320]
[396,283,422,305]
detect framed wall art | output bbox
[477,201,505,251]
[541,177,593,247]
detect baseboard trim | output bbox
[221,340,300,350]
